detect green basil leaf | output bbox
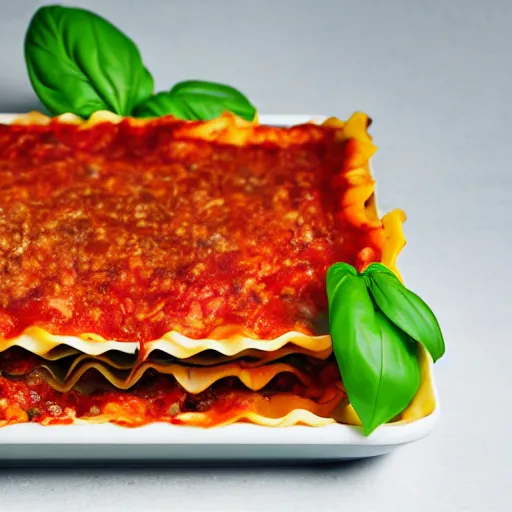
[24,5,154,117]
[170,80,256,121]
[365,269,446,362]
[326,262,357,300]
[366,312,421,433]
[170,80,250,103]
[133,93,195,119]
[135,90,256,121]
[327,274,420,435]
[362,262,395,277]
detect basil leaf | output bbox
[133,93,195,119]
[362,262,395,277]
[170,80,256,121]
[326,262,357,300]
[365,267,445,362]
[170,80,251,104]
[25,5,154,117]
[135,81,256,121]
[327,275,420,434]
[366,312,421,433]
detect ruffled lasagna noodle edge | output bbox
[0,110,436,428]
[19,358,337,394]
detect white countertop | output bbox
[0,0,511,510]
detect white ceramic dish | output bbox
[0,113,440,464]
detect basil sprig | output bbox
[24,6,257,121]
[134,80,257,121]
[326,262,445,435]
[24,5,154,118]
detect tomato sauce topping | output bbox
[0,118,381,342]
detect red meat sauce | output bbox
[0,371,266,426]
[0,348,343,426]
[0,118,381,343]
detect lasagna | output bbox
[0,110,429,428]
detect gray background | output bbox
[0,0,511,510]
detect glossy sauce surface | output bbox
[0,118,380,342]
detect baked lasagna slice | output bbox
[0,111,428,428]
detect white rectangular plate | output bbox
[0,114,439,464]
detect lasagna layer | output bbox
[1,347,340,394]
[0,341,331,367]
[0,344,435,429]
[0,349,344,428]
[0,111,403,352]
